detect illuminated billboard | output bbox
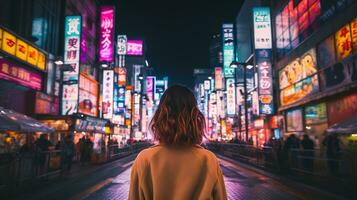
[253,7,274,115]
[127,40,143,56]
[62,16,81,115]
[214,67,223,90]
[279,48,319,106]
[0,28,46,71]
[102,70,114,119]
[117,35,127,55]
[226,78,236,116]
[222,24,234,77]
[253,7,272,49]
[78,73,98,117]
[99,6,115,62]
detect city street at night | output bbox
[11,154,344,200]
[1,0,357,199]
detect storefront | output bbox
[276,13,357,146]
[40,114,109,154]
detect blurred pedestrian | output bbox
[129,85,227,200]
[60,135,75,174]
[301,134,314,172]
[323,134,340,175]
[34,134,52,175]
[283,134,300,171]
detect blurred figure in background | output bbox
[301,134,315,172]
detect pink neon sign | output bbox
[99,6,114,62]
[0,58,42,90]
[127,40,143,56]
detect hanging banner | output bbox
[99,6,115,62]
[253,7,274,115]
[226,78,236,116]
[62,16,81,115]
[222,24,234,77]
[102,70,114,119]
[117,35,127,55]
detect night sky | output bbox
[114,0,243,88]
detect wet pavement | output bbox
[14,154,346,200]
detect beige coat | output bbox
[129,144,227,200]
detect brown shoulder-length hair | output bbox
[149,85,206,146]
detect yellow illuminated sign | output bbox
[16,39,28,61]
[37,51,46,71]
[2,31,16,55]
[0,28,46,71]
[27,45,38,66]
[335,24,352,61]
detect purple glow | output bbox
[127,40,143,56]
[0,58,42,90]
[99,6,115,62]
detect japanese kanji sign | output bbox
[256,49,274,115]
[253,7,272,49]
[335,24,352,61]
[222,24,235,77]
[0,28,46,71]
[102,70,114,119]
[99,6,115,62]
[62,16,81,115]
[226,78,236,116]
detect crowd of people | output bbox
[229,133,341,175]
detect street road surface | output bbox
[14,154,345,200]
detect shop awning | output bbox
[326,115,357,134]
[0,107,54,133]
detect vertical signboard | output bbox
[204,80,210,91]
[222,24,235,77]
[117,35,127,55]
[253,7,272,49]
[226,78,236,115]
[62,16,81,115]
[99,6,114,62]
[117,67,126,85]
[214,67,223,90]
[253,7,274,115]
[102,70,114,119]
[146,76,156,117]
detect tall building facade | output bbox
[271,0,357,145]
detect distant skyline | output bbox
[113,0,243,88]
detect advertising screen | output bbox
[78,73,98,117]
[286,109,303,132]
[279,48,318,89]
